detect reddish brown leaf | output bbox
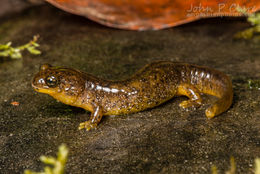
[46,0,260,30]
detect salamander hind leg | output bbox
[177,83,202,109]
[78,105,103,131]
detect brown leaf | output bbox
[46,0,260,30]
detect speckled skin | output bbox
[32,61,233,131]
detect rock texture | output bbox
[0,5,259,174]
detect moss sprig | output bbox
[255,158,260,174]
[248,79,260,90]
[24,144,69,174]
[234,8,260,39]
[0,35,41,59]
[212,157,260,174]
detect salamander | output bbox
[32,61,233,131]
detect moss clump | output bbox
[212,157,260,174]
[248,79,260,90]
[234,8,260,40]
[0,35,41,59]
[24,144,69,174]
[255,158,260,174]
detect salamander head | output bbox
[32,64,85,105]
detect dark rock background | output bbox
[0,4,259,174]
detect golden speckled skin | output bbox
[32,61,233,131]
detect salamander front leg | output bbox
[78,106,103,131]
[177,83,202,109]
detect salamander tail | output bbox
[205,84,233,118]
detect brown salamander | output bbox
[32,61,233,131]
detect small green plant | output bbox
[211,157,236,174]
[225,157,236,174]
[24,144,69,174]
[248,79,260,90]
[255,158,260,174]
[212,157,260,174]
[234,8,260,39]
[0,35,41,59]
[211,165,218,174]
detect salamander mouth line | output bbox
[32,87,39,91]
[31,83,50,90]
[31,83,38,89]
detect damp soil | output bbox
[0,4,259,174]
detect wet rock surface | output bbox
[0,5,259,174]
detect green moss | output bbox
[212,157,260,174]
[255,158,260,174]
[24,144,69,174]
[0,35,41,59]
[248,79,260,90]
[234,8,260,40]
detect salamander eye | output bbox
[46,76,58,87]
